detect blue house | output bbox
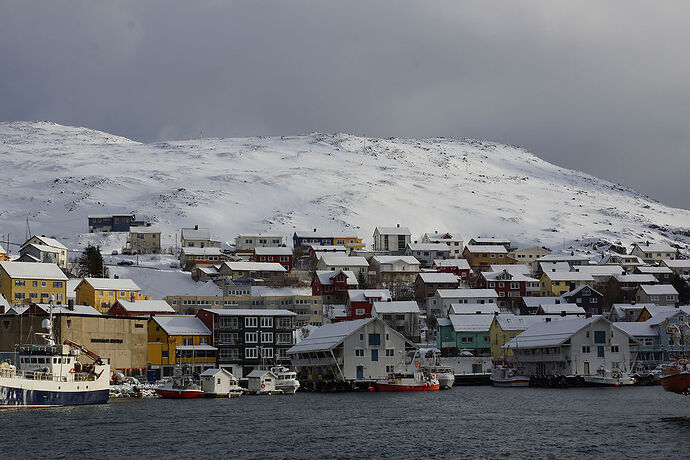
[88,214,144,233]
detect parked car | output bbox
[117,260,134,266]
[111,250,119,255]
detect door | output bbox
[356,365,364,379]
[584,361,590,375]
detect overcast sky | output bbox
[1,1,689,208]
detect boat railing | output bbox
[2,368,97,382]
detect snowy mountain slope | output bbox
[0,121,689,255]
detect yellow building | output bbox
[75,277,150,313]
[332,236,365,250]
[489,315,549,358]
[0,261,68,304]
[147,315,216,378]
[539,272,594,297]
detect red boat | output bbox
[155,375,205,399]
[660,357,690,396]
[375,371,440,392]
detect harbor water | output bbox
[5,386,690,459]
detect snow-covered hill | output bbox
[1,121,689,255]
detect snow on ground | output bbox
[1,121,689,258]
[107,264,221,299]
[250,286,312,296]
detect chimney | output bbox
[195,225,199,230]
[114,274,119,279]
[560,311,566,317]
[434,230,438,234]
[646,241,649,246]
[397,223,400,228]
[313,228,317,232]
[68,299,75,311]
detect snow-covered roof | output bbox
[633,243,675,252]
[464,244,508,254]
[635,266,673,274]
[571,265,624,276]
[610,321,657,337]
[490,264,531,275]
[372,256,420,265]
[504,317,602,348]
[538,254,591,262]
[181,227,211,240]
[494,314,553,330]
[201,308,297,316]
[315,270,358,286]
[642,304,681,318]
[448,314,494,332]
[250,286,312,297]
[129,225,161,234]
[114,299,175,313]
[436,318,451,327]
[470,237,510,244]
[425,232,462,241]
[182,247,223,256]
[537,304,586,315]
[222,262,286,272]
[28,236,67,250]
[662,259,690,268]
[151,315,212,335]
[80,277,140,291]
[542,272,594,282]
[197,266,219,275]
[175,345,218,351]
[614,274,658,283]
[294,231,359,239]
[24,244,61,254]
[480,270,535,282]
[308,245,347,252]
[539,261,571,273]
[9,303,102,316]
[522,297,562,308]
[254,247,292,256]
[375,226,411,236]
[318,255,369,267]
[433,259,471,270]
[646,307,690,326]
[372,301,420,314]
[288,318,375,353]
[407,243,450,252]
[347,289,391,302]
[417,272,459,284]
[0,261,67,280]
[449,303,499,315]
[561,284,602,298]
[436,288,498,299]
[639,284,678,296]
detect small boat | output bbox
[375,371,440,392]
[490,365,530,387]
[660,357,690,395]
[155,374,205,399]
[583,367,635,387]
[270,366,300,395]
[420,366,455,389]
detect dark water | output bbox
[5,386,690,459]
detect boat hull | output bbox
[490,377,530,387]
[376,383,440,392]
[155,388,205,399]
[0,384,109,408]
[660,373,690,395]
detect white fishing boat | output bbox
[270,366,300,395]
[0,300,111,408]
[490,365,530,387]
[420,366,455,389]
[583,367,635,387]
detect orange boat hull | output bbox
[376,383,440,392]
[660,371,690,395]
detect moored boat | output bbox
[375,371,440,392]
[660,357,690,395]
[270,366,300,395]
[583,367,635,387]
[155,374,205,399]
[490,365,530,387]
[420,366,455,389]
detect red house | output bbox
[432,259,471,282]
[250,247,293,272]
[345,289,392,320]
[107,299,176,317]
[312,270,358,304]
[475,269,531,307]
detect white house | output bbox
[200,368,239,396]
[234,234,285,252]
[369,256,420,286]
[428,288,499,318]
[371,300,421,342]
[287,318,416,381]
[421,232,464,258]
[635,284,679,306]
[316,255,369,275]
[372,225,412,253]
[19,236,68,269]
[404,243,451,268]
[630,242,676,263]
[503,316,637,377]
[180,225,221,248]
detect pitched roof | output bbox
[561,284,603,298]
[254,247,293,256]
[448,314,495,332]
[537,304,586,315]
[372,301,420,314]
[181,227,211,240]
[449,303,499,315]
[469,237,510,245]
[129,225,161,234]
[436,288,498,298]
[538,254,591,262]
[318,255,369,267]
[308,245,347,252]
[433,259,471,270]
[504,317,601,348]
[181,247,223,256]
[347,289,391,302]
[80,277,140,291]
[9,303,101,316]
[315,270,358,286]
[151,315,212,335]
[639,284,678,296]
[635,266,673,274]
[407,243,450,252]
[372,256,420,265]
[464,244,508,254]
[493,314,554,331]
[0,261,67,280]
[539,261,571,273]
[571,265,624,276]
[114,299,175,313]
[24,244,61,254]
[633,243,675,252]
[28,236,67,250]
[490,264,531,275]
[609,321,657,337]
[522,297,562,308]
[417,272,459,284]
[222,262,286,272]
[542,272,594,282]
[375,226,411,236]
[614,274,658,283]
[480,270,535,282]
[287,318,375,353]
[662,259,690,268]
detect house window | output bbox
[245,332,258,343]
[245,347,258,359]
[15,280,25,286]
[32,281,38,287]
[369,334,381,346]
[41,281,47,287]
[355,348,364,357]
[245,317,258,328]
[386,365,395,373]
[261,332,273,343]
[594,331,606,344]
[396,315,405,321]
[356,309,365,316]
[14,292,25,300]
[582,346,590,353]
[260,317,273,328]
[590,298,598,303]
[182,338,193,346]
[611,361,620,369]
[261,347,274,358]
[371,349,379,362]
[489,282,495,288]
[29,292,37,299]
[610,345,619,353]
[359,333,364,341]
[385,349,395,357]
[597,346,605,358]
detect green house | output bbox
[436,314,494,356]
